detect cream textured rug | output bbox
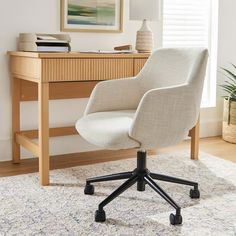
[0,152,236,236]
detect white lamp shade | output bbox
[130,0,160,21]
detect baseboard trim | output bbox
[200,119,222,138]
[0,120,222,162]
[0,149,157,177]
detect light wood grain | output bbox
[190,118,200,160]
[8,52,150,186]
[38,83,50,186]
[20,80,98,101]
[134,58,148,75]
[8,51,150,59]
[0,149,156,177]
[1,137,235,178]
[159,137,236,164]
[41,58,134,82]
[21,126,77,139]
[12,77,21,164]
[10,56,41,80]
[16,133,39,156]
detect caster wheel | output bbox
[169,213,182,225]
[95,209,106,222]
[84,184,94,195]
[190,188,200,199]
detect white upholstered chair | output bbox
[76,48,209,225]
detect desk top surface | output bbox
[8,51,150,59]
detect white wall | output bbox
[0,0,161,161]
[200,0,236,138]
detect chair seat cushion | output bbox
[76,110,140,150]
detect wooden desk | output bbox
[8,52,200,186]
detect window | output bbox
[162,0,219,107]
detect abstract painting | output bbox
[61,0,123,32]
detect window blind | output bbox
[162,0,218,107]
[163,0,210,48]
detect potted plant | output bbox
[220,64,236,143]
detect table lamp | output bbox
[130,0,160,53]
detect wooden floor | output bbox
[159,136,236,164]
[0,136,235,177]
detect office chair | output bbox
[76,48,208,225]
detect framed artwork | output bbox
[61,0,123,33]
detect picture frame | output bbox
[60,0,123,33]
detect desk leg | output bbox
[190,118,200,160]
[38,82,50,186]
[12,77,21,164]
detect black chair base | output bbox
[84,150,200,225]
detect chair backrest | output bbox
[129,48,209,149]
[137,48,208,95]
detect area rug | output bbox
[0,152,236,236]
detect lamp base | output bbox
[135,19,153,54]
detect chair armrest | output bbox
[129,84,200,148]
[85,78,141,115]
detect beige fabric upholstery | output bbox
[85,78,141,115]
[76,48,208,150]
[130,48,209,148]
[76,110,140,150]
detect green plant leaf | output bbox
[231,63,236,70]
[219,70,236,84]
[219,64,236,97]
[222,89,233,95]
[230,88,236,96]
[222,90,230,95]
[220,82,236,96]
[225,81,236,87]
[220,67,236,82]
[220,84,235,90]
